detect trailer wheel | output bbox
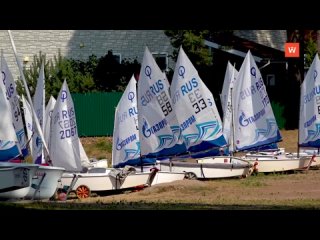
[76,185,91,199]
[184,172,197,180]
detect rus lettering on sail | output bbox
[140,79,164,106]
[240,85,256,100]
[171,90,180,104]
[53,107,77,139]
[5,83,15,100]
[128,106,138,117]
[181,78,198,96]
[304,85,320,104]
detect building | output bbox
[0,30,175,80]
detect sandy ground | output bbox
[68,130,320,209]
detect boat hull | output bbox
[160,157,252,179]
[0,167,30,192]
[150,171,186,185]
[58,171,151,192]
[244,154,313,172]
[0,163,39,199]
[25,165,65,200]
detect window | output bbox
[266,74,275,86]
[152,52,168,71]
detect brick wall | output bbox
[0,30,174,80]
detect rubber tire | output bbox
[184,172,197,180]
[76,185,91,199]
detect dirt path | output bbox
[68,167,320,209]
[62,130,320,209]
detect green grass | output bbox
[95,139,112,152]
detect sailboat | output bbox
[1,52,28,158]
[4,31,66,200]
[44,95,93,169]
[232,50,313,172]
[54,80,152,199]
[220,61,238,149]
[159,46,253,179]
[298,53,320,167]
[10,61,65,200]
[0,53,39,199]
[113,69,185,185]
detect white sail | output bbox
[49,80,82,171]
[112,75,140,167]
[0,52,27,155]
[32,62,45,164]
[44,95,56,149]
[45,95,89,167]
[0,63,19,160]
[137,46,185,157]
[170,46,226,155]
[21,95,33,155]
[0,61,17,142]
[233,50,281,151]
[79,139,90,167]
[220,62,238,149]
[299,53,320,147]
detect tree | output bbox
[164,30,213,67]
[304,30,318,68]
[17,50,96,104]
[93,50,122,91]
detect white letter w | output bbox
[288,47,296,53]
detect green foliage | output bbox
[165,30,213,67]
[17,50,96,103]
[16,51,48,99]
[271,101,286,130]
[304,32,318,68]
[19,50,140,103]
[93,50,140,92]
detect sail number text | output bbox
[157,91,172,116]
[188,89,207,114]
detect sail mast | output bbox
[230,63,236,156]
[7,30,50,160]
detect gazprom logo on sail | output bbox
[304,115,316,128]
[239,109,265,127]
[142,118,168,138]
[116,134,137,150]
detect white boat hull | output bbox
[244,154,314,173]
[0,166,30,192]
[160,157,252,179]
[150,171,186,185]
[25,165,65,200]
[134,165,186,185]
[0,163,39,199]
[58,171,151,192]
